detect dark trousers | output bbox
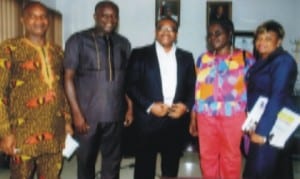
[243,141,294,179]
[134,126,184,179]
[75,121,123,179]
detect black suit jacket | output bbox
[126,44,196,135]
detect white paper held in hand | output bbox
[242,96,268,132]
[269,107,300,148]
[63,134,79,159]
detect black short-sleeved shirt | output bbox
[64,28,131,123]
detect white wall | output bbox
[36,0,56,10]
[233,0,298,54]
[39,0,299,59]
[297,0,300,36]
[54,0,205,58]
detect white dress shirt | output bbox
[155,41,178,106]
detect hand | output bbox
[124,108,134,127]
[65,123,74,136]
[73,113,89,134]
[150,102,169,117]
[168,103,187,119]
[0,134,16,156]
[189,111,198,137]
[249,131,266,145]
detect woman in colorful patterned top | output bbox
[189,19,255,178]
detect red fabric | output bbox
[197,113,245,178]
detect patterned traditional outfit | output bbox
[64,29,131,179]
[194,50,255,178]
[0,37,70,179]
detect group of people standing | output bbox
[189,17,298,179]
[0,1,298,179]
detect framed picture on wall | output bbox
[207,1,232,27]
[156,0,180,25]
[234,31,254,53]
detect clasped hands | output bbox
[150,102,187,119]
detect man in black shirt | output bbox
[64,1,132,179]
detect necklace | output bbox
[92,32,101,70]
[213,45,234,61]
[213,46,234,76]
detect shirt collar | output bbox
[155,41,176,56]
[22,38,50,49]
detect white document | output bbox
[242,96,269,132]
[63,134,79,159]
[269,108,300,148]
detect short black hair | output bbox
[255,20,285,39]
[94,1,119,17]
[156,16,179,33]
[22,1,49,16]
[208,18,235,45]
[209,18,235,36]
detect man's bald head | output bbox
[22,1,49,17]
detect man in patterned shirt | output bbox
[0,2,72,178]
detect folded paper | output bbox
[63,134,79,159]
[269,108,300,148]
[242,96,268,132]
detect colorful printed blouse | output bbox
[0,38,70,157]
[194,50,255,116]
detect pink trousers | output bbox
[197,113,245,179]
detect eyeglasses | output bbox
[157,26,177,33]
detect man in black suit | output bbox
[126,17,196,179]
